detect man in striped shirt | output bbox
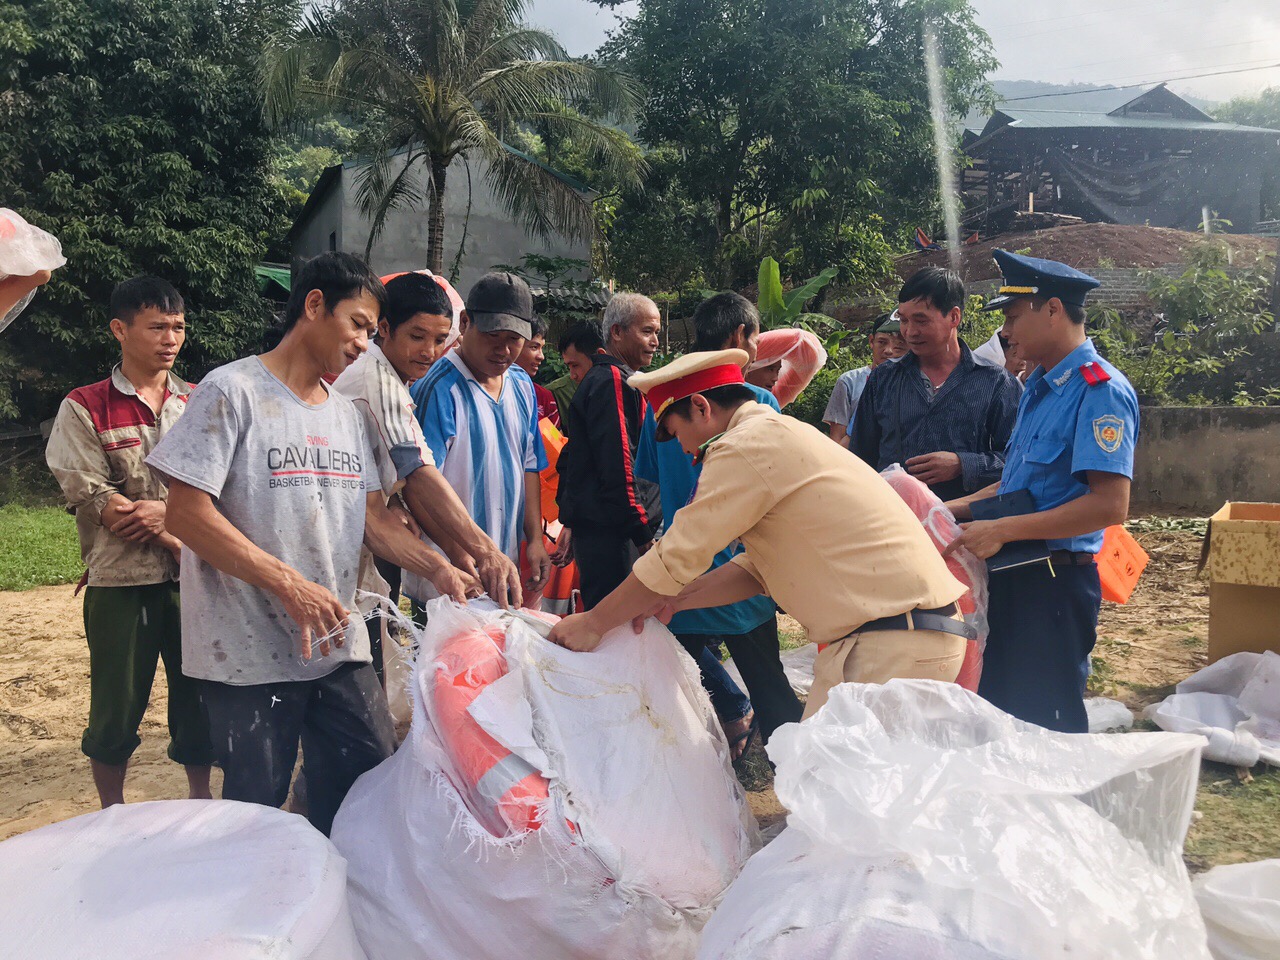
[408,273,550,610]
[333,272,523,659]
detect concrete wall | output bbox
[291,178,346,262]
[1133,406,1280,511]
[292,154,591,295]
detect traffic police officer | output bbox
[946,250,1139,733]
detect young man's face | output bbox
[456,318,525,380]
[379,312,453,383]
[662,395,721,458]
[745,362,780,392]
[896,297,961,361]
[313,289,379,377]
[610,307,661,370]
[516,334,545,378]
[870,331,906,366]
[562,344,595,384]
[998,298,1057,369]
[112,306,186,374]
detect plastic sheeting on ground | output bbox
[1195,860,1280,960]
[1087,696,1136,733]
[1144,651,1280,767]
[0,799,367,960]
[697,680,1210,960]
[331,598,757,960]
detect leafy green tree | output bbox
[0,0,292,421]
[597,0,995,286]
[1216,87,1280,221]
[262,0,644,274]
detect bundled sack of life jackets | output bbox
[0,800,368,960]
[331,598,758,960]
[880,463,990,690]
[697,680,1211,960]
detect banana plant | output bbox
[757,256,847,352]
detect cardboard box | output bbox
[1201,502,1280,661]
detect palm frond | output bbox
[479,135,597,244]
[469,59,640,124]
[354,145,430,256]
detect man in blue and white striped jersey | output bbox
[407,273,550,614]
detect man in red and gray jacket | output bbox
[556,293,663,609]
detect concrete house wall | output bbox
[290,152,592,295]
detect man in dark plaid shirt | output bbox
[850,267,1022,502]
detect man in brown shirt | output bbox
[45,276,213,807]
[548,350,969,717]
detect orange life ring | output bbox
[433,623,550,836]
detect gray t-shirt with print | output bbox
[147,357,381,685]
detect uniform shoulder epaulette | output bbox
[1079,361,1111,386]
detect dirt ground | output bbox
[896,222,1278,282]
[1,525,1275,867]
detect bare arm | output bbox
[363,492,475,603]
[944,481,1003,521]
[401,464,523,608]
[944,473,1130,560]
[523,471,549,593]
[165,479,348,660]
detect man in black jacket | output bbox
[850,267,1022,502]
[557,293,663,609]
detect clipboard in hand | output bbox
[969,489,1053,574]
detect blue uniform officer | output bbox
[945,250,1139,733]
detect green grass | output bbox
[0,504,82,590]
[1186,764,1280,871]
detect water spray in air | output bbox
[924,22,961,273]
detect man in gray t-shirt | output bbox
[822,312,906,445]
[149,252,477,835]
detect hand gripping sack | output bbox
[697,680,1210,960]
[0,800,367,960]
[880,464,989,689]
[331,599,757,960]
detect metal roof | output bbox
[986,110,1280,134]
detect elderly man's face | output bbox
[610,305,661,371]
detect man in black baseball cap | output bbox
[406,271,552,610]
[465,271,536,340]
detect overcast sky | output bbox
[529,0,1280,104]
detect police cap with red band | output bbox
[628,349,749,441]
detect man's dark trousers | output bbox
[199,662,396,835]
[677,616,802,744]
[574,531,640,611]
[979,563,1101,733]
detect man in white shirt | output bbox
[822,313,906,444]
[333,273,524,672]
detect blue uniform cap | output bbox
[982,249,1102,312]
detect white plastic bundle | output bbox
[331,598,757,960]
[698,680,1211,960]
[0,800,368,960]
[0,208,65,332]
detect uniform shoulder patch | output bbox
[1093,414,1124,453]
[1080,361,1111,386]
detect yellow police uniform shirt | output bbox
[631,402,964,644]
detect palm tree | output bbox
[262,0,643,273]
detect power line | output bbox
[997,62,1280,103]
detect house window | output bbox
[329,231,337,252]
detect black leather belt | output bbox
[1049,550,1096,567]
[857,603,977,641]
